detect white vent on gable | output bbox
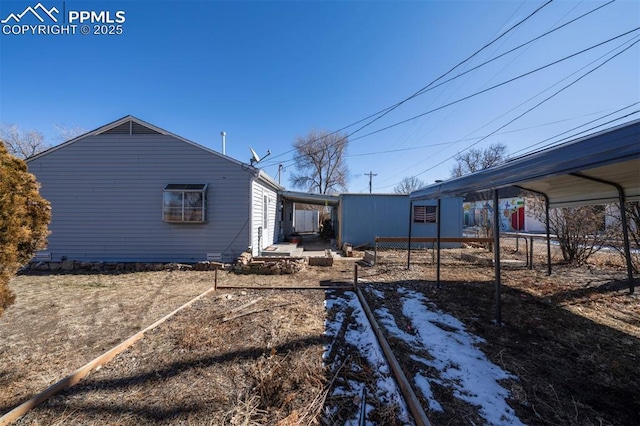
[100,119,162,135]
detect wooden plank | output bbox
[216,285,352,291]
[226,297,262,315]
[355,286,432,426]
[375,237,493,243]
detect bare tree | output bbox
[394,176,424,194]
[53,124,86,142]
[0,124,49,159]
[290,130,348,194]
[530,199,614,265]
[450,143,508,178]
[450,143,508,241]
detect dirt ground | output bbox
[1,251,639,425]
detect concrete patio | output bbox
[260,233,338,258]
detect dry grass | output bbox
[12,289,327,425]
[2,251,639,425]
[362,249,640,425]
[0,262,354,416]
[0,271,216,412]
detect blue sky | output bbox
[1,0,638,193]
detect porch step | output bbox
[260,243,304,257]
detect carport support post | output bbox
[407,201,413,269]
[437,198,442,289]
[529,237,534,270]
[618,196,634,293]
[515,185,552,275]
[569,172,634,293]
[545,195,552,276]
[493,189,502,324]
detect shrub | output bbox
[0,143,50,316]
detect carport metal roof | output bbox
[407,120,638,322]
[279,191,340,206]
[410,119,640,207]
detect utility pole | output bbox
[364,171,377,194]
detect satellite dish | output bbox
[249,146,261,165]
[249,147,271,165]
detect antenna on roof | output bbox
[249,147,271,166]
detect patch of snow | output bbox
[324,291,413,425]
[375,306,419,346]
[396,288,524,426]
[414,373,444,413]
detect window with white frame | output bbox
[413,205,437,223]
[163,184,207,223]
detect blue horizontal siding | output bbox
[28,134,253,263]
[339,194,463,247]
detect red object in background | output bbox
[288,235,302,244]
[511,207,525,231]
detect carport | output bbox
[278,191,340,240]
[409,119,640,323]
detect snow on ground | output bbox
[324,287,524,425]
[373,286,524,426]
[324,291,413,425]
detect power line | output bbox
[346,27,640,145]
[264,2,633,193]
[262,0,556,166]
[262,106,632,180]
[405,0,615,103]
[333,0,556,148]
[264,25,638,172]
[508,104,640,158]
[387,37,640,187]
[343,109,622,160]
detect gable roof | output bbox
[26,115,283,190]
[26,115,242,167]
[410,119,640,207]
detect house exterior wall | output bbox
[338,194,463,247]
[250,180,278,256]
[28,134,254,263]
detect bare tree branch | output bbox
[0,124,49,159]
[394,176,424,194]
[53,124,87,143]
[530,198,614,265]
[450,143,508,178]
[289,130,349,194]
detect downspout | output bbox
[569,173,635,293]
[249,178,255,257]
